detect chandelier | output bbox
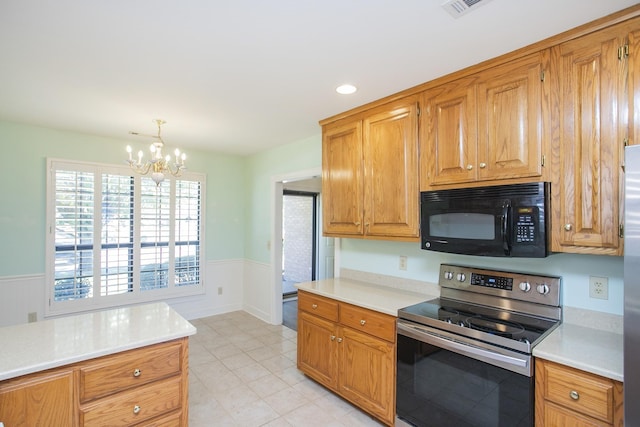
[126,119,186,186]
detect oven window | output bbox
[397,335,533,427]
[429,213,495,240]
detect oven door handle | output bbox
[397,321,529,371]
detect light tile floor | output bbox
[188,311,384,427]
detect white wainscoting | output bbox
[0,274,45,327]
[0,259,254,327]
[242,259,273,324]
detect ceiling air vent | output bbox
[441,0,495,18]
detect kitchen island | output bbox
[0,302,196,426]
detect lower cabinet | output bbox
[535,358,624,426]
[0,368,76,426]
[297,290,396,426]
[0,337,189,426]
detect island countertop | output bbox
[0,302,196,381]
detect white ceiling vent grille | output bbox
[441,0,495,18]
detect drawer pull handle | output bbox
[570,390,579,400]
[360,320,366,326]
[133,368,142,377]
[133,405,141,415]
[311,303,318,309]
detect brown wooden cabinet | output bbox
[0,338,189,426]
[535,359,624,427]
[420,52,548,190]
[0,368,76,426]
[550,19,639,255]
[322,96,420,241]
[297,291,396,426]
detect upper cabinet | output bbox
[550,18,639,255]
[322,97,420,241]
[320,5,640,250]
[420,52,549,190]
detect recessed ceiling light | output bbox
[336,84,357,95]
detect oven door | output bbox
[396,320,534,427]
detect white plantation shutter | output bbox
[53,169,95,301]
[175,179,201,286]
[100,173,134,296]
[46,159,205,315]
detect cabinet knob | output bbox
[133,405,141,414]
[354,221,361,226]
[330,335,336,341]
[337,337,343,343]
[360,319,366,326]
[133,368,142,377]
[564,224,572,231]
[312,303,318,309]
[570,390,580,400]
[479,162,487,168]
[466,165,473,170]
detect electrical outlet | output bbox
[28,312,37,323]
[399,256,408,271]
[218,287,223,295]
[589,276,609,300]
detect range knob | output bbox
[518,282,531,292]
[536,283,550,295]
[444,271,454,280]
[456,273,466,282]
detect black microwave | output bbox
[420,182,550,257]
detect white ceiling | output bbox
[0,0,637,156]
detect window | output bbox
[46,159,205,315]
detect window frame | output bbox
[45,158,206,317]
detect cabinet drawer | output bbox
[80,341,183,402]
[542,362,614,423]
[340,303,395,342]
[136,410,182,426]
[298,291,339,322]
[81,376,182,426]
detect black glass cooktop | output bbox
[399,297,559,349]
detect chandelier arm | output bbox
[128,161,152,175]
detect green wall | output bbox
[0,120,246,276]
[244,134,321,263]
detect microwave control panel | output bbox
[515,207,538,243]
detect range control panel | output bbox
[439,263,561,308]
[470,273,513,291]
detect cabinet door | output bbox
[322,119,364,236]
[552,24,627,254]
[477,52,545,181]
[421,76,478,187]
[297,311,338,390]
[0,369,76,426]
[338,327,395,425]
[363,98,419,238]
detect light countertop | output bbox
[296,277,435,316]
[533,322,623,382]
[0,302,196,382]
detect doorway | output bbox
[282,190,317,299]
[269,168,334,328]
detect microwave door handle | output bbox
[501,201,511,255]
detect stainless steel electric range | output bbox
[396,264,562,427]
